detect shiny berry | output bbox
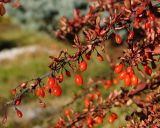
[149,13,155,21]
[75,74,83,86]
[131,74,138,85]
[108,113,118,123]
[65,109,71,116]
[115,34,122,44]
[118,71,127,80]
[79,61,87,72]
[48,77,56,89]
[15,99,21,106]
[86,116,93,125]
[52,85,62,96]
[126,66,134,75]
[16,109,23,118]
[114,64,123,73]
[95,116,103,124]
[36,88,45,98]
[136,7,144,15]
[124,74,131,86]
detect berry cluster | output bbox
[1,0,160,127]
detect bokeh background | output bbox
[0,0,136,128]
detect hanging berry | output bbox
[113,78,118,85]
[57,74,64,83]
[97,53,104,61]
[114,64,123,73]
[115,34,122,44]
[15,98,21,106]
[79,61,87,72]
[75,74,83,86]
[52,84,62,96]
[108,113,118,123]
[118,71,127,80]
[95,116,103,124]
[143,65,152,76]
[124,74,131,86]
[48,77,56,89]
[16,109,23,118]
[131,74,138,85]
[126,66,134,75]
[65,70,71,77]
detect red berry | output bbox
[143,65,152,75]
[97,53,104,61]
[44,85,50,92]
[128,30,134,40]
[57,74,64,83]
[52,85,62,96]
[115,34,122,44]
[85,52,91,60]
[105,80,111,86]
[16,109,23,118]
[145,21,151,29]
[124,74,131,86]
[136,7,144,15]
[66,70,71,77]
[36,87,41,96]
[118,71,127,80]
[113,78,118,85]
[105,80,111,90]
[111,113,118,119]
[86,116,93,125]
[12,89,16,96]
[95,116,103,124]
[40,89,45,98]
[149,13,155,21]
[36,88,45,98]
[65,109,71,116]
[79,61,87,72]
[15,99,21,106]
[131,74,138,85]
[108,113,118,123]
[126,66,134,75]
[75,74,83,86]
[114,64,123,73]
[48,77,56,89]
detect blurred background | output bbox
[0,0,131,128]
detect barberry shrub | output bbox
[1,0,160,128]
